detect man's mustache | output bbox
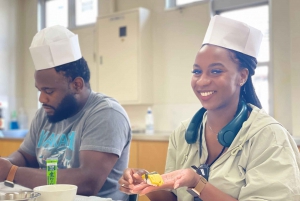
[42,104,55,110]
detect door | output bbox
[97,11,139,102]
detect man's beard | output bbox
[47,94,79,123]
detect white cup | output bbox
[33,184,77,201]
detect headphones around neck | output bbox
[185,100,248,147]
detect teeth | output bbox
[200,91,214,96]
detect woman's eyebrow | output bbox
[193,63,225,68]
[193,64,200,68]
[208,63,225,68]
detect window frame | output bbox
[212,1,272,115]
[38,0,97,30]
[211,0,268,12]
[166,0,209,10]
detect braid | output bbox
[241,77,262,108]
[228,49,262,109]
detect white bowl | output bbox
[33,184,77,201]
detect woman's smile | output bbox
[200,91,215,97]
[198,90,216,101]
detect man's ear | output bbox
[72,77,84,93]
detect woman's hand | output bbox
[167,168,200,189]
[132,168,201,195]
[131,170,179,195]
[119,168,200,195]
[119,168,176,195]
[118,168,150,194]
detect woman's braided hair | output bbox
[228,49,262,109]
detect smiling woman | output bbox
[191,45,250,111]
[118,15,300,201]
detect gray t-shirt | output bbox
[20,91,131,201]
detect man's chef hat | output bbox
[202,15,263,58]
[29,25,82,71]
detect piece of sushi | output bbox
[142,171,164,187]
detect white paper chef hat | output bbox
[202,15,263,58]
[29,25,82,71]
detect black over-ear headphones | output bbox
[185,100,248,147]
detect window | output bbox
[45,0,68,27]
[177,0,202,6]
[75,0,98,26]
[216,4,270,113]
[166,0,207,9]
[39,0,98,29]
[252,66,269,112]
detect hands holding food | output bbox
[119,168,201,195]
[118,168,149,194]
[142,171,164,186]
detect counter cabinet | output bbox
[0,138,168,201]
[0,138,23,157]
[0,138,169,169]
[128,140,169,201]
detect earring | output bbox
[240,81,244,86]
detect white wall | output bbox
[270,0,300,135]
[0,0,25,129]
[21,0,39,128]
[289,0,300,136]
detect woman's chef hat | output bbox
[202,15,263,58]
[29,25,82,71]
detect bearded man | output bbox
[0,25,131,201]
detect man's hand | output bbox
[0,157,13,181]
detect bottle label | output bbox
[46,158,58,185]
[146,124,154,134]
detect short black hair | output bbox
[54,57,90,86]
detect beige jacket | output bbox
[165,105,300,201]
